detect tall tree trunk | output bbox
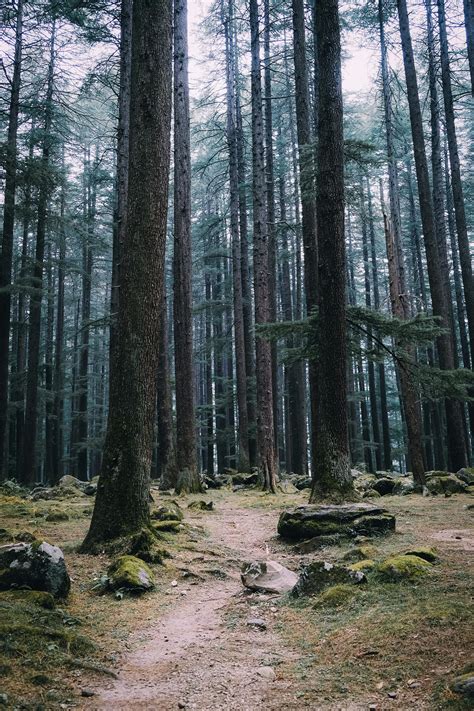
[173,0,200,493]
[81,0,173,550]
[0,0,23,477]
[224,6,250,472]
[110,0,132,355]
[250,0,277,492]
[310,0,353,501]
[156,293,177,488]
[22,22,56,486]
[438,0,474,367]
[52,162,66,484]
[463,0,474,95]
[397,0,467,471]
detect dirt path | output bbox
[85,499,298,710]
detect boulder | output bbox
[278,503,395,542]
[451,673,474,699]
[152,504,183,522]
[291,475,312,491]
[276,480,298,494]
[58,475,86,490]
[456,468,474,486]
[401,546,439,563]
[230,472,259,487]
[83,483,97,496]
[425,474,468,495]
[353,473,378,494]
[107,555,154,592]
[241,560,298,594]
[375,554,432,582]
[292,561,366,597]
[371,477,396,496]
[392,476,416,496]
[0,541,70,598]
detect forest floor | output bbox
[0,486,473,710]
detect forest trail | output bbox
[85,499,299,710]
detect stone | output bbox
[292,561,366,597]
[58,475,85,490]
[353,473,378,493]
[257,666,276,680]
[83,483,97,496]
[456,468,474,486]
[276,480,298,494]
[0,541,70,598]
[451,673,474,698]
[188,500,214,511]
[278,503,395,542]
[107,555,154,592]
[241,560,298,594]
[425,474,468,495]
[291,475,312,491]
[152,504,183,522]
[81,690,96,698]
[313,583,359,608]
[362,489,382,498]
[391,477,415,496]
[401,547,439,563]
[371,478,396,496]
[230,472,259,487]
[375,554,432,582]
[246,617,267,630]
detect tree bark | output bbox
[81,0,173,549]
[310,0,353,501]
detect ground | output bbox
[0,487,473,710]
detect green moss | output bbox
[342,544,378,562]
[0,590,55,609]
[152,520,182,533]
[107,555,155,592]
[151,504,183,522]
[349,559,375,572]
[313,584,359,609]
[375,554,432,582]
[402,547,439,563]
[129,528,169,564]
[0,623,92,655]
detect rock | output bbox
[425,470,452,478]
[230,472,259,487]
[401,546,439,563]
[313,583,359,608]
[246,617,267,630]
[257,666,276,680]
[291,475,312,491]
[278,503,395,542]
[375,554,432,582]
[425,474,468,495]
[371,478,396,496]
[241,560,298,594]
[276,480,298,494]
[0,541,70,598]
[362,489,382,499]
[392,477,415,496]
[451,673,474,698]
[152,504,183,522]
[0,694,8,706]
[349,559,375,572]
[45,510,69,522]
[292,561,366,597]
[188,500,214,511]
[456,468,474,485]
[81,690,96,698]
[83,483,97,496]
[203,475,224,489]
[107,555,154,592]
[353,473,378,493]
[58,475,85,490]
[350,469,365,479]
[342,544,378,562]
[30,487,55,501]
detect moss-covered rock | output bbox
[456,468,474,485]
[292,561,366,597]
[342,544,378,562]
[278,503,395,542]
[451,672,474,698]
[45,510,69,522]
[0,590,55,609]
[371,477,396,496]
[401,546,439,563]
[151,520,182,533]
[391,477,416,496]
[188,500,214,511]
[313,583,359,608]
[425,474,468,495]
[349,559,375,572]
[151,504,183,522]
[0,541,70,598]
[362,489,382,498]
[375,554,432,582]
[107,555,154,592]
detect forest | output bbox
[0,0,473,708]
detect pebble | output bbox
[81,689,96,698]
[246,618,267,630]
[257,666,276,680]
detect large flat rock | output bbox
[278,503,395,542]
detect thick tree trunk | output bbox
[22,23,56,486]
[173,0,200,493]
[250,0,277,492]
[397,0,467,471]
[310,0,353,501]
[81,0,173,549]
[52,168,66,484]
[156,293,177,488]
[0,0,23,478]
